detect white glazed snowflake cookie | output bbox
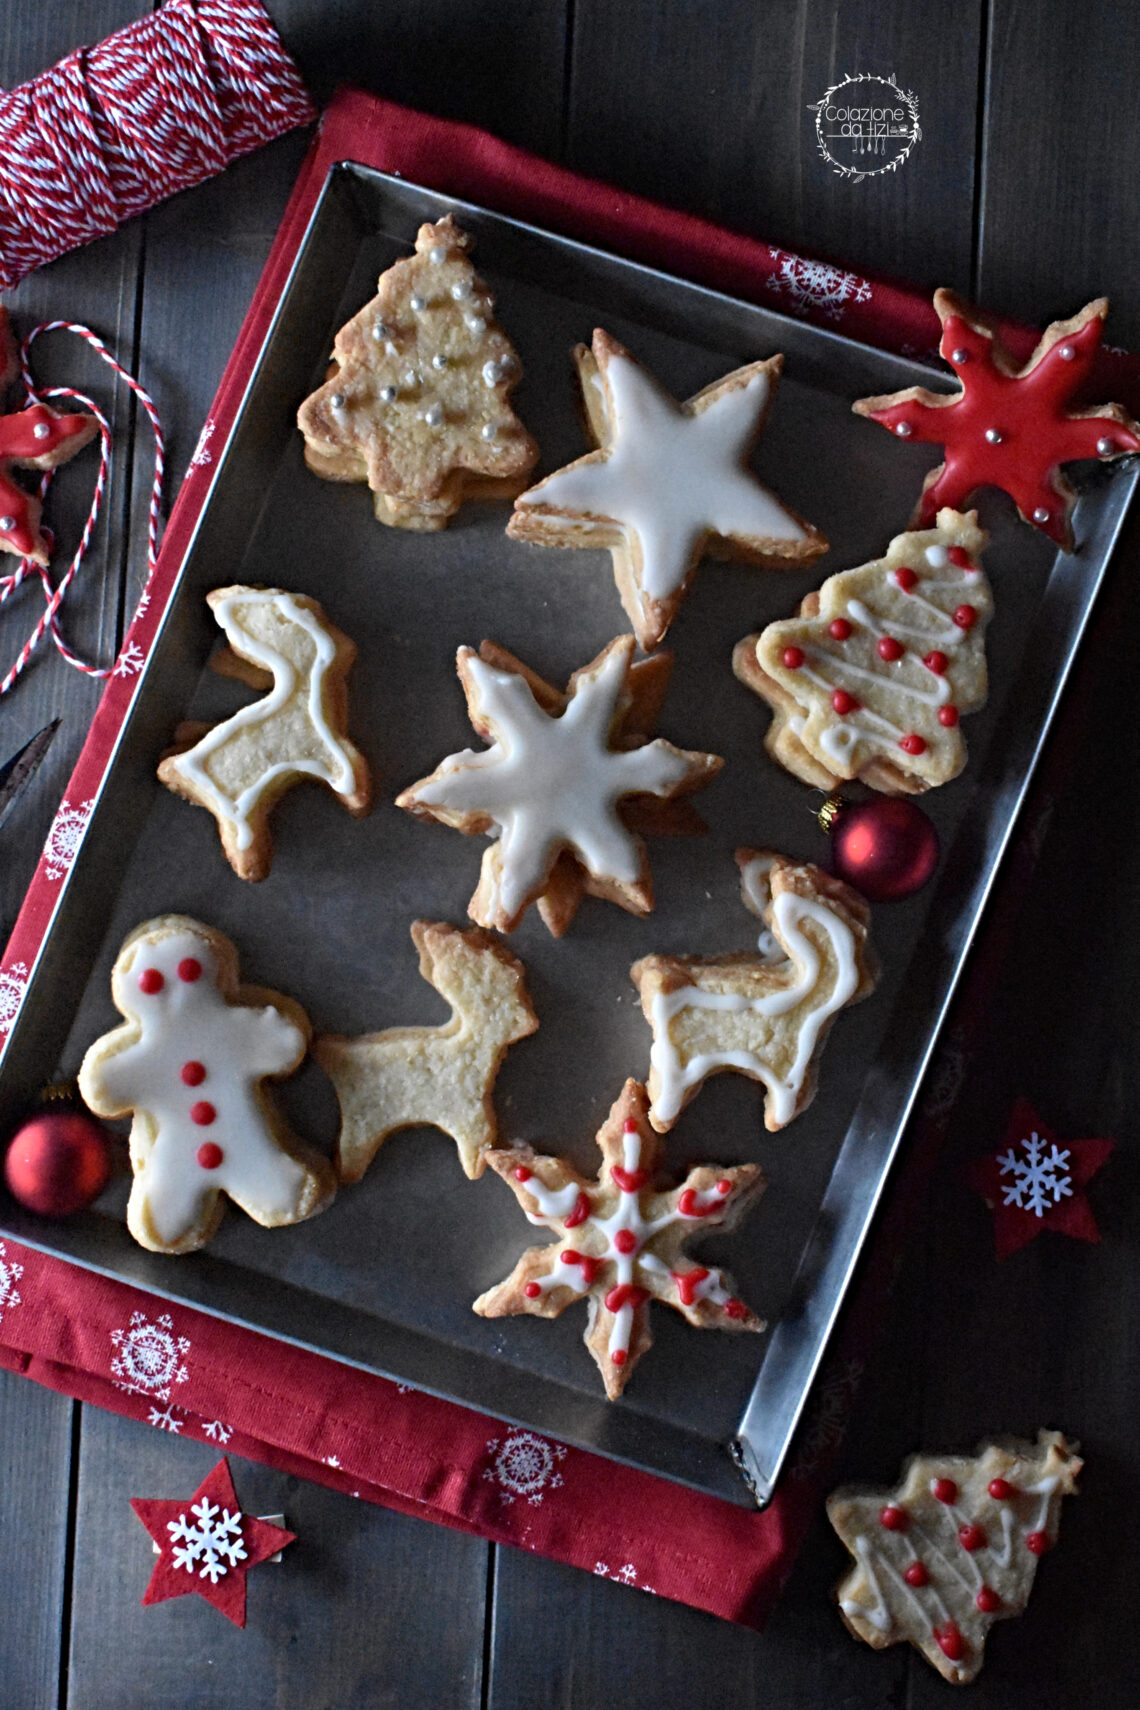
[631,849,877,1132]
[78,916,335,1254]
[475,1079,766,1400]
[396,635,722,935]
[828,1430,1081,1684]
[158,587,370,881]
[734,509,992,794]
[315,919,539,1182]
[297,215,538,530]
[507,328,827,650]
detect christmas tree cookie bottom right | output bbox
[734,509,991,794]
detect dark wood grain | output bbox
[0,1371,74,1710]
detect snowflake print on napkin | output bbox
[965,1099,1114,1259]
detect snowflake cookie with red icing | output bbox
[508,328,827,650]
[474,1078,766,1399]
[828,1430,1080,1684]
[78,916,336,1254]
[853,291,1140,551]
[0,305,98,565]
[396,635,722,935]
[734,509,991,794]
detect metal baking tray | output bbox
[1,164,1135,1507]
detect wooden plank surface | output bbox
[0,1372,75,1710]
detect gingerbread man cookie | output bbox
[733,510,992,794]
[508,329,826,649]
[78,917,335,1254]
[828,1430,1081,1684]
[396,634,722,935]
[297,215,538,530]
[853,291,1140,550]
[158,587,371,881]
[475,1079,766,1399]
[631,849,877,1132]
[315,920,539,1182]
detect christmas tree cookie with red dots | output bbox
[78,916,335,1254]
[828,1430,1081,1684]
[474,1078,766,1399]
[0,305,98,564]
[853,291,1140,550]
[297,215,538,530]
[733,510,991,794]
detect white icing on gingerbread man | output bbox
[79,918,334,1253]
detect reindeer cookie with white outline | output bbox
[158,586,370,881]
[78,916,336,1255]
[631,849,877,1133]
[315,920,539,1181]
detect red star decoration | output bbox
[965,1099,1114,1261]
[853,291,1140,550]
[0,306,98,564]
[130,1457,294,1627]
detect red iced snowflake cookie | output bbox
[0,306,98,564]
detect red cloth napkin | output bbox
[0,88,1123,1628]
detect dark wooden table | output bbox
[2,4,1138,1705]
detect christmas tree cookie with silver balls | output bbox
[734,510,991,794]
[297,215,538,529]
[508,328,827,650]
[79,916,336,1254]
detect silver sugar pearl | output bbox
[0,515,15,530]
[1033,506,1050,523]
[451,281,471,301]
[465,315,487,337]
[380,385,397,402]
[483,360,502,386]
[1097,436,1116,456]
[429,246,447,265]
[950,348,969,364]
[984,427,1004,444]
[409,295,427,313]
[481,422,498,441]
[1059,344,1076,360]
[431,353,449,371]
[404,369,420,388]
[894,421,912,437]
[330,392,346,409]
[33,422,51,439]
[422,403,444,428]
[371,321,389,340]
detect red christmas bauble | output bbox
[827,796,940,901]
[3,1108,112,1217]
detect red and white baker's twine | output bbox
[0,0,315,291]
[0,323,163,696]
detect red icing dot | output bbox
[196,1143,223,1170]
[180,1061,206,1087]
[904,1561,929,1587]
[879,1505,909,1532]
[932,1478,958,1504]
[934,1623,967,1663]
[724,1298,747,1321]
[614,1229,638,1255]
[878,636,904,662]
[924,650,948,674]
[715,1180,731,1195]
[524,1281,542,1298]
[988,1478,1016,1501]
[513,1166,533,1182]
[829,619,852,641]
[899,733,927,755]
[976,1586,1001,1613]
[622,1118,638,1133]
[959,1522,987,1552]
[190,1101,216,1126]
[832,688,859,715]
[948,546,973,569]
[938,706,959,727]
[1026,1530,1051,1556]
[611,1349,628,1366]
[782,645,805,669]
[564,1191,591,1228]
[953,604,978,629]
[177,957,202,983]
[138,969,164,995]
[894,566,918,591]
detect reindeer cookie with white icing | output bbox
[315,920,539,1182]
[158,586,371,881]
[734,510,992,794]
[78,916,336,1255]
[475,1079,766,1399]
[828,1430,1081,1684]
[631,849,877,1133]
[508,328,827,650]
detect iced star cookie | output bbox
[507,329,827,649]
[395,634,722,935]
[0,305,98,565]
[853,291,1140,550]
[631,849,876,1132]
[828,1430,1081,1684]
[78,917,335,1255]
[475,1079,766,1398]
[733,510,992,794]
[297,215,538,530]
[158,587,371,881]
[315,920,539,1182]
